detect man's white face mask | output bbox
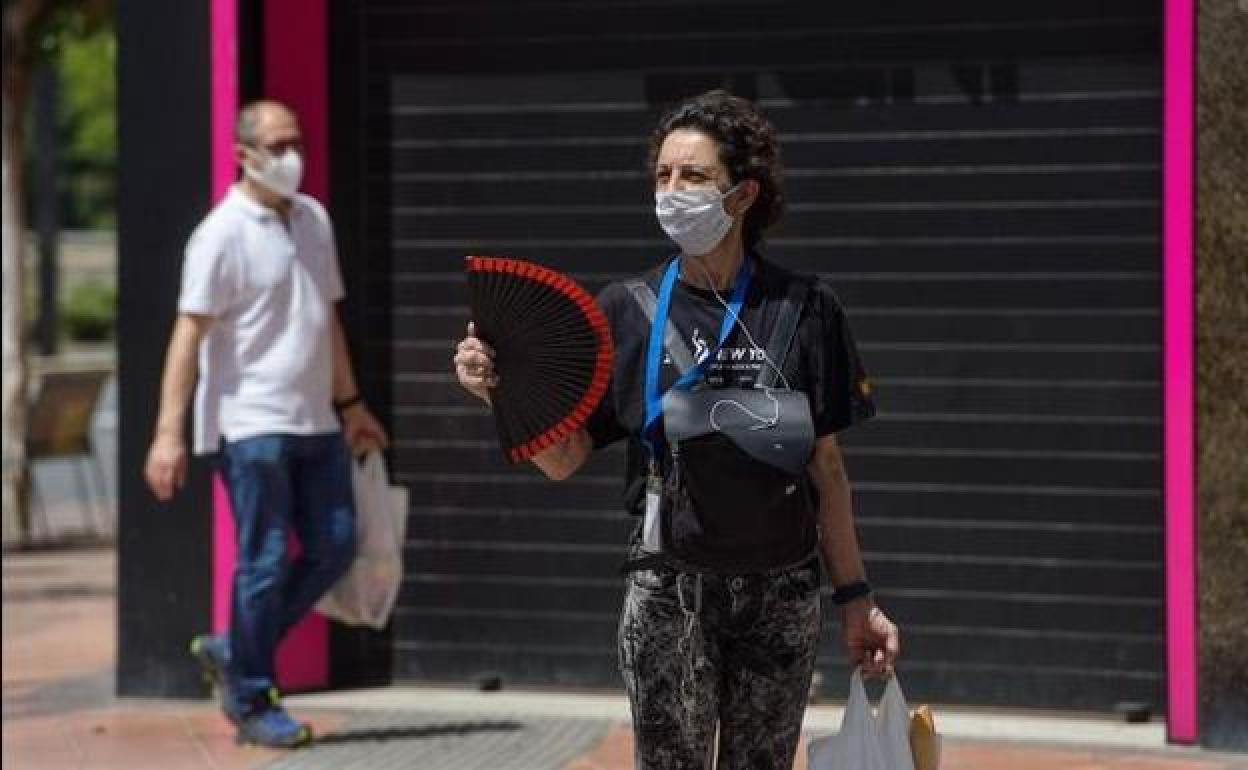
[244,146,303,199]
[654,183,740,256]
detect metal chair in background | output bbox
[25,368,113,540]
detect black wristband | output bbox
[832,579,872,606]
[334,393,364,412]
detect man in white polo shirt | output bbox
[143,100,387,748]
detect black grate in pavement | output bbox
[264,711,610,770]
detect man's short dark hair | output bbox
[235,99,296,146]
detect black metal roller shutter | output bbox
[335,0,1164,710]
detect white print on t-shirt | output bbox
[687,326,766,385]
[691,327,709,364]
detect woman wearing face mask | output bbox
[454,90,898,769]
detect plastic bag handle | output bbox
[840,666,874,733]
[358,450,388,485]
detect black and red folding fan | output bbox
[465,256,614,464]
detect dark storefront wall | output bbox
[330,1,1165,710]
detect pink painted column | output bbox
[209,0,236,639]
[210,0,332,692]
[260,0,332,691]
[1163,0,1197,746]
[265,0,330,206]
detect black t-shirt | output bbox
[586,253,875,509]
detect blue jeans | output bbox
[218,432,355,710]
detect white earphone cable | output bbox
[684,255,795,432]
[685,255,795,393]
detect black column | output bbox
[115,0,213,698]
[327,0,394,690]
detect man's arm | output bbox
[331,310,362,404]
[809,433,900,675]
[331,310,388,452]
[144,313,213,501]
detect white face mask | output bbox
[244,146,303,199]
[654,183,740,256]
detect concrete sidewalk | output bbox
[3,548,347,770]
[4,547,1245,770]
[289,688,1244,770]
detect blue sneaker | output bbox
[189,634,231,700]
[234,689,313,748]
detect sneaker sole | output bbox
[235,725,314,748]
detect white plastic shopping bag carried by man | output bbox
[316,452,408,630]
[808,668,941,770]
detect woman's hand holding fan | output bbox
[460,256,614,465]
[454,321,499,404]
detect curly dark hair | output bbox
[648,90,785,251]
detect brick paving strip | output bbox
[290,688,1248,770]
[565,725,1248,770]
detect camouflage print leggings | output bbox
[617,559,822,770]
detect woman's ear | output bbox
[730,179,760,217]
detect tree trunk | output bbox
[2,0,51,546]
[2,71,31,546]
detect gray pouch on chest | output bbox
[662,386,815,476]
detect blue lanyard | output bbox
[642,256,752,459]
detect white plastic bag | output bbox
[316,451,409,629]
[877,672,916,770]
[808,669,917,770]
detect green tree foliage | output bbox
[30,5,115,229]
[55,15,114,228]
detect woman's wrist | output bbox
[831,578,873,606]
